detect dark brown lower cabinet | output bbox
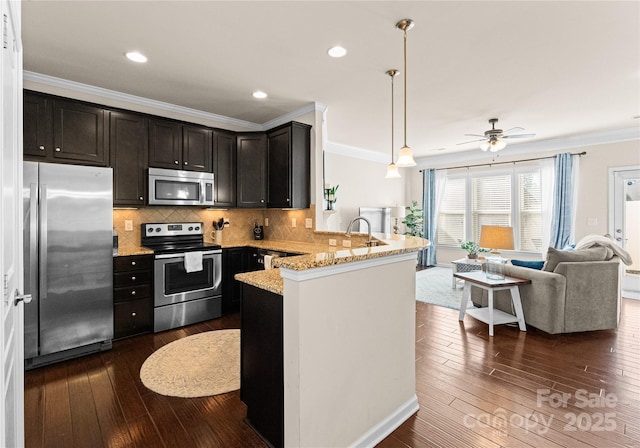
[113,255,153,339]
[240,284,284,448]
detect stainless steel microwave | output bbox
[148,167,214,206]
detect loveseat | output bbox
[469,233,635,334]
[470,257,621,334]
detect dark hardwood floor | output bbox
[25,300,640,448]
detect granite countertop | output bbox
[234,233,429,295]
[114,246,154,257]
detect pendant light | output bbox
[395,18,417,167]
[385,69,401,179]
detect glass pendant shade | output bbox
[396,145,417,167]
[385,162,401,178]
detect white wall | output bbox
[281,255,417,447]
[406,139,640,264]
[319,151,406,231]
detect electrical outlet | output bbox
[342,240,351,247]
[265,218,269,226]
[328,239,337,246]
[305,218,313,229]
[124,220,133,231]
[291,218,296,228]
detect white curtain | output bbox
[540,158,555,257]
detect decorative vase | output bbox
[467,253,478,260]
[215,230,223,244]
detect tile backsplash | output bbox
[114,204,369,250]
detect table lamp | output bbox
[391,205,406,234]
[479,225,514,279]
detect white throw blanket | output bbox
[575,234,633,265]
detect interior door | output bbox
[611,167,640,299]
[1,0,25,445]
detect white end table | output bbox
[455,270,530,336]
[451,258,484,289]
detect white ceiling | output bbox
[22,1,640,159]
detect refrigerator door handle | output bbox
[29,184,38,300]
[39,184,47,300]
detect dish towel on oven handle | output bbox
[184,251,203,273]
[263,254,273,270]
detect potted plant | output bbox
[459,241,489,259]
[403,200,424,238]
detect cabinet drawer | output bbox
[114,284,151,302]
[114,255,152,272]
[114,298,152,339]
[114,270,151,287]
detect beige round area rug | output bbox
[140,329,240,398]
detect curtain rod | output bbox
[420,151,587,172]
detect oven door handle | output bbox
[154,250,221,260]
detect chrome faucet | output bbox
[345,216,375,246]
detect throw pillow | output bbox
[542,246,609,272]
[511,259,544,270]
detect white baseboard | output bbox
[350,394,419,448]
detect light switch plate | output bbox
[265,218,269,226]
[342,240,351,247]
[328,239,337,246]
[305,218,313,229]
[124,220,133,231]
[291,218,296,228]
[587,217,598,226]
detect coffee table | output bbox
[451,258,484,288]
[455,270,530,336]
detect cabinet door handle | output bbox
[131,261,136,266]
[55,147,61,152]
[139,196,144,201]
[131,312,137,317]
[174,160,179,165]
[131,290,136,296]
[184,161,188,166]
[260,199,264,203]
[131,276,136,281]
[39,145,45,150]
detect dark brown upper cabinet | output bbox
[183,125,212,172]
[23,91,109,166]
[23,91,52,159]
[110,111,148,206]
[213,130,237,208]
[236,133,267,208]
[149,118,211,172]
[267,122,311,209]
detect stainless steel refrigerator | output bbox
[23,162,114,369]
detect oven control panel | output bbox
[142,222,203,237]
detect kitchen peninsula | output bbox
[235,233,428,448]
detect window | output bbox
[436,167,542,252]
[437,177,465,245]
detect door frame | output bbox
[1,0,24,445]
[608,165,640,300]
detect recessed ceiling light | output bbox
[328,46,347,58]
[252,91,268,99]
[125,51,147,63]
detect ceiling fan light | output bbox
[396,145,416,167]
[385,163,401,179]
[491,139,507,152]
[480,141,490,151]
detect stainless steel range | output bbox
[141,222,222,332]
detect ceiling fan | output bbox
[458,118,536,152]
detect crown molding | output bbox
[414,126,640,169]
[324,140,389,164]
[23,71,322,131]
[260,102,326,130]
